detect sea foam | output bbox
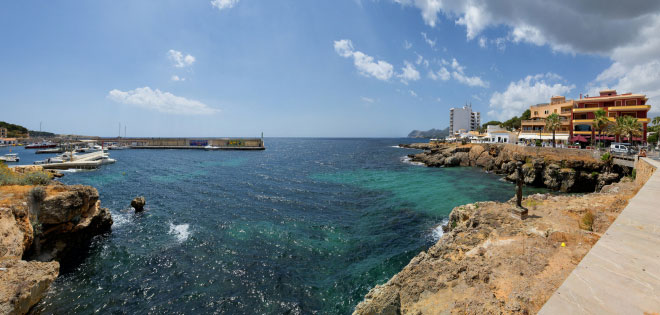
[168,223,190,243]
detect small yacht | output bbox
[0,153,20,162]
[204,145,220,150]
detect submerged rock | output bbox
[131,196,146,212]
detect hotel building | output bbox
[519,96,573,143]
[449,104,480,135]
[571,90,650,142]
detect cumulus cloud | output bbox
[393,0,660,110]
[478,36,487,48]
[211,0,239,10]
[170,75,184,82]
[449,58,488,88]
[403,40,413,50]
[334,39,394,81]
[398,61,421,84]
[488,73,575,121]
[107,87,218,115]
[168,50,195,68]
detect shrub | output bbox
[0,163,53,186]
[632,169,636,180]
[600,152,612,162]
[535,140,542,147]
[579,212,594,231]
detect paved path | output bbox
[540,158,660,314]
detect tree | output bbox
[545,113,561,148]
[502,116,521,131]
[650,116,660,133]
[593,109,610,148]
[521,109,531,120]
[614,115,642,146]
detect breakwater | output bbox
[96,137,265,150]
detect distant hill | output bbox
[0,121,28,138]
[407,127,449,139]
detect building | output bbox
[486,125,518,143]
[0,138,17,145]
[449,104,480,135]
[0,127,7,138]
[519,96,573,144]
[571,90,650,143]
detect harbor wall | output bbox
[96,137,264,149]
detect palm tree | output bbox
[614,115,642,146]
[545,113,562,148]
[593,109,610,148]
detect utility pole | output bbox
[118,122,121,138]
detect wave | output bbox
[431,219,449,242]
[168,223,190,243]
[400,156,425,166]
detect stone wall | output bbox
[634,157,657,187]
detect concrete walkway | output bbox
[540,158,660,314]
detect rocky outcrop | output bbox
[131,196,146,212]
[407,144,623,193]
[0,184,112,314]
[355,179,642,314]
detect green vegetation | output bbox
[0,121,29,138]
[612,116,642,146]
[648,116,660,146]
[593,109,610,147]
[500,109,531,131]
[28,130,56,138]
[0,163,53,185]
[600,152,611,162]
[580,211,594,231]
[545,113,562,148]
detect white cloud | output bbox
[450,58,488,87]
[428,67,450,81]
[409,90,418,97]
[392,0,660,111]
[403,40,412,50]
[107,87,218,115]
[170,75,184,82]
[398,61,420,84]
[478,36,487,48]
[211,0,239,10]
[421,32,436,47]
[168,50,195,68]
[361,96,375,103]
[488,73,575,121]
[334,39,394,81]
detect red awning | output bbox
[570,135,588,142]
[595,136,615,140]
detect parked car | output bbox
[610,143,632,154]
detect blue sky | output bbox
[1,1,659,137]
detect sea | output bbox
[2,138,547,314]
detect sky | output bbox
[1,0,659,137]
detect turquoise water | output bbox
[8,139,547,314]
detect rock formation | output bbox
[354,179,642,314]
[0,184,113,314]
[406,143,626,192]
[131,196,146,212]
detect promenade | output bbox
[539,157,660,314]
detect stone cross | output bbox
[516,161,523,208]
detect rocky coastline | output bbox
[0,169,112,314]
[403,143,627,192]
[354,143,645,314]
[354,176,642,314]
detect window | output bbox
[534,111,538,115]
[574,125,592,132]
[554,109,557,113]
[615,100,621,106]
[544,110,549,114]
[625,100,636,106]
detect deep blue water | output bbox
[3,139,546,314]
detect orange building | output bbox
[571,90,650,142]
[519,96,573,143]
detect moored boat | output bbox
[0,153,20,162]
[25,142,57,149]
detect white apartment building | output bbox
[449,104,480,135]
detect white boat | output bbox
[205,145,220,150]
[0,153,20,162]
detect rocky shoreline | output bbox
[403,143,627,192]
[354,176,642,314]
[0,172,112,314]
[354,143,644,314]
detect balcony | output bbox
[520,130,570,135]
[606,105,651,112]
[573,107,602,113]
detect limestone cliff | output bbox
[406,143,625,192]
[354,179,641,314]
[0,184,112,314]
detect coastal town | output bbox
[4,1,660,314]
[443,89,657,153]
